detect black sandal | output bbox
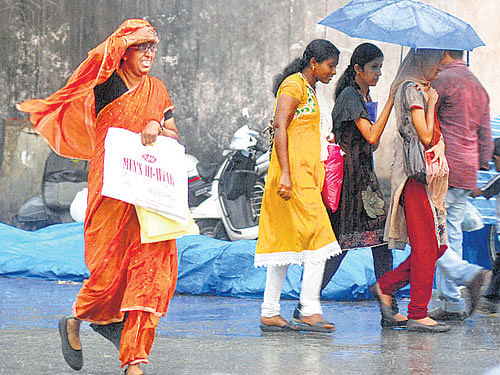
[58,316,83,370]
[260,320,298,332]
[90,320,124,350]
[369,283,401,322]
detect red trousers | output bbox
[378,179,447,320]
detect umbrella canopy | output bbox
[318,0,485,51]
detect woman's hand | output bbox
[420,84,438,105]
[389,81,398,101]
[427,137,448,172]
[141,120,162,145]
[470,188,483,198]
[277,173,292,201]
[427,87,439,105]
[126,27,159,48]
[272,94,297,202]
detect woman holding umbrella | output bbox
[370,48,451,332]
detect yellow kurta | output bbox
[255,73,341,267]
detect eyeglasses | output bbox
[130,43,158,53]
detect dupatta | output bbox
[16,19,159,160]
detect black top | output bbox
[329,85,387,249]
[94,71,128,117]
[332,86,370,141]
[93,71,174,120]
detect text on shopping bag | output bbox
[101,127,188,223]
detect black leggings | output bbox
[321,243,398,311]
[321,244,393,291]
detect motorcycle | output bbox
[187,125,269,241]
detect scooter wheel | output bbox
[196,219,229,241]
[214,221,229,241]
[196,219,218,238]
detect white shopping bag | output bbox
[102,127,188,224]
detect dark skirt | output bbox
[331,124,387,249]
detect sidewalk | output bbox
[0,278,499,375]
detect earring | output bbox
[123,57,127,61]
[312,65,315,71]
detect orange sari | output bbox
[74,75,177,323]
[17,19,178,367]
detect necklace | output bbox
[298,72,316,94]
[116,67,143,90]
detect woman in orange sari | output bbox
[17,19,178,375]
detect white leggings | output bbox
[261,261,326,318]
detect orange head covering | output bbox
[17,19,159,160]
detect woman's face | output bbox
[425,63,442,81]
[121,42,157,76]
[314,56,339,84]
[421,54,446,81]
[357,57,383,87]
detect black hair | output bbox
[446,50,464,60]
[494,138,500,157]
[272,39,340,96]
[334,43,383,100]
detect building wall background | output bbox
[1,0,499,222]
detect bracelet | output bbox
[158,122,165,135]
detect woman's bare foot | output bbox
[67,318,81,350]
[261,315,289,327]
[298,313,335,330]
[372,284,406,322]
[393,313,408,322]
[373,283,392,308]
[413,316,439,326]
[126,364,144,375]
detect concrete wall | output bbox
[0,119,50,223]
[1,0,499,222]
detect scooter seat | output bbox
[197,162,219,182]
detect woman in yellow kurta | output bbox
[256,40,342,332]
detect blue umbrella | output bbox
[318,0,485,51]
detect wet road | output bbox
[1,278,499,375]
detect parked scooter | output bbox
[15,151,88,230]
[15,125,270,240]
[187,125,269,240]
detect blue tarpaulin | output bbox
[0,222,414,301]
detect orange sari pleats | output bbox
[119,311,160,367]
[73,197,178,324]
